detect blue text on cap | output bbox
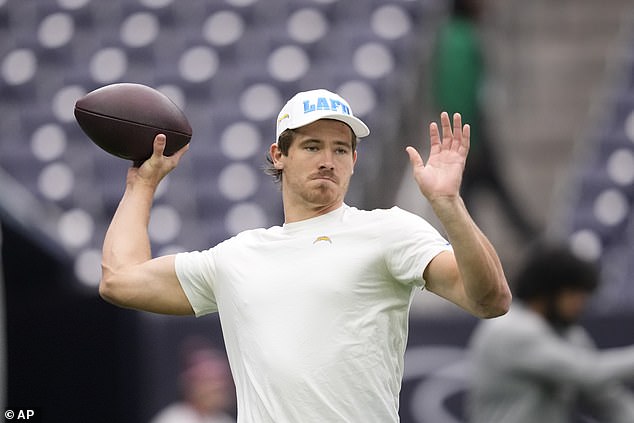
[303,98,351,115]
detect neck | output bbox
[282,201,343,224]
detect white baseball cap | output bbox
[275,89,370,142]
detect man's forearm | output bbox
[102,179,157,273]
[431,195,511,316]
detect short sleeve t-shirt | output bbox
[175,205,451,422]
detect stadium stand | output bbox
[563,17,634,312]
[0,0,439,288]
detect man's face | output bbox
[273,119,357,213]
[549,288,591,328]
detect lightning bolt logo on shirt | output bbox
[313,236,332,244]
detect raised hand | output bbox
[405,112,470,202]
[128,134,190,189]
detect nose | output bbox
[319,150,335,170]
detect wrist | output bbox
[429,195,465,215]
[124,178,160,202]
[125,168,163,192]
[429,195,472,233]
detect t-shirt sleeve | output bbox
[382,207,452,287]
[174,250,219,317]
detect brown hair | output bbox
[264,129,295,184]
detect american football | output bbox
[74,83,192,162]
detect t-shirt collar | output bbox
[282,204,348,234]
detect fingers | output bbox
[172,142,190,162]
[433,112,469,151]
[462,123,471,151]
[152,134,189,162]
[452,113,462,147]
[429,122,441,148]
[132,134,168,168]
[440,112,452,145]
[141,134,168,168]
[153,133,167,156]
[405,146,424,168]
[136,134,189,169]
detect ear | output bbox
[269,143,284,169]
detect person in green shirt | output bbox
[432,0,535,239]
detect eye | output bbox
[335,146,349,155]
[305,145,319,152]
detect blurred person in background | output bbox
[467,242,634,423]
[432,0,535,240]
[151,338,235,423]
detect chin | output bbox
[305,190,341,207]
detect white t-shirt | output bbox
[175,205,452,422]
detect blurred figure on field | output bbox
[467,242,634,423]
[150,338,235,423]
[432,0,535,239]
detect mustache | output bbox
[311,169,338,182]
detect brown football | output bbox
[74,83,192,162]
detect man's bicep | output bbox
[423,252,463,297]
[142,255,195,315]
[422,251,473,313]
[101,254,194,315]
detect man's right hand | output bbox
[128,134,190,189]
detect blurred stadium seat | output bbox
[0,0,435,287]
[564,31,634,311]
